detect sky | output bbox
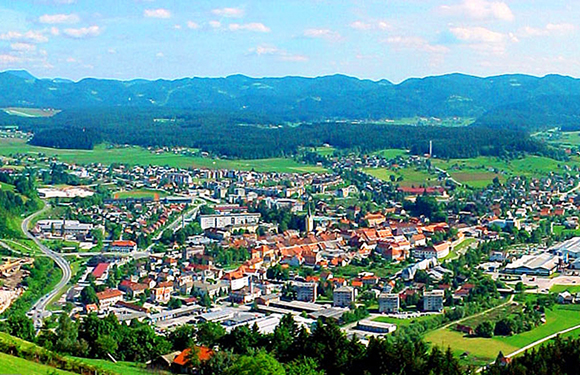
[0,0,579,82]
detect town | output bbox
[3,129,580,373]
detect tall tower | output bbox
[306,207,314,233]
[429,140,433,158]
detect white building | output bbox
[423,290,444,312]
[378,293,400,313]
[199,213,261,230]
[333,286,357,307]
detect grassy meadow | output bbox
[0,137,326,173]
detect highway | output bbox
[21,203,72,329]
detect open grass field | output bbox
[546,131,580,148]
[372,149,408,159]
[2,107,60,118]
[449,171,505,188]
[0,137,327,173]
[363,167,440,187]
[552,225,580,237]
[312,146,336,156]
[0,181,15,191]
[0,352,77,375]
[550,284,580,294]
[442,238,477,261]
[70,357,164,375]
[425,305,580,366]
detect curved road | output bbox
[21,203,72,329]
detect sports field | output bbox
[0,137,327,173]
[113,189,167,200]
[425,305,580,366]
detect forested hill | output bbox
[2,70,580,126]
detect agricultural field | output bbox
[550,284,580,294]
[425,304,580,366]
[0,137,327,173]
[363,167,441,187]
[113,189,168,201]
[2,107,60,118]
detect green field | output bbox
[0,138,327,173]
[312,146,336,156]
[0,352,76,375]
[442,238,477,261]
[552,225,580,237]
[363,167,440,187]
[70,357,163,375]
[0,181,15,191]
[550,284,580,294]
[425,305,580,366]
[372,149,408,159]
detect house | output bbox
[557,291,574,304]
[333,286,357,307]
[152,285,172,304]
[455,324,474,336]
[119,280,148,298]
[91,263,110,281]
[109,240,138,252]
[96,289,123,310]
[172,346,214,374]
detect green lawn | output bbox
[550,285,580,294]
[372,149,408,159]
[312,146,336,156]
[425,305,580,366]
[442,238,477,261]
[70,357,165,375]
[363,167,440,187]
[552,225,580,237]
[0,181,15,191]
[2,239,41,256]
[0,352,76,375]
[0,138,327,173]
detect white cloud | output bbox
[212,7,245,18]
[450,26,505,43]
[10,42,36,52]
[53,0,76,4]
[63,25,101,38]
[144,8,171,19]
[156,52,164,58]
[350,20,391,31]
[186,21,200,30]
[303,28,341,41]
[0,30,49,43]
[386,36,450,53]
[39,13,80,24]
[108,48,116,54]
[0,54,21,64]
[229,23,270,33]
[248,44,308,62]
[519,23,576,37]
[440,0,514,21]
[209,21,222,29]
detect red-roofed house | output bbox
[96,289,123,310]
[91,263,109,281]
[110,240,137,252]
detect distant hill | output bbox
[1,71,580,127]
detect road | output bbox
[21,203,72,329]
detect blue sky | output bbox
[0,0,579,82]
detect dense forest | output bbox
[1,107,549,159]
[0,173,39,238]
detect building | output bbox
[91,263,109,281]
[152,285,172,304]
[504,253,560,276]
[552,237,580,259]
[333,286,356,307]
[356,319,397,334]
[423,290,444,312]
[119,280,148,298]
[109,240,138,252]
[96,289,123,310]
[199,213,261,230]
[295,282,317,302]
[378,293,400,313]
[36,219,93,237]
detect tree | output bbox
[169,324,196,351]
[476,321,494,338]
[80,285,99,305]
[224,351,286,375]
[7,314,35,342]
[196,322,226,347]
[285,357,324,375]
